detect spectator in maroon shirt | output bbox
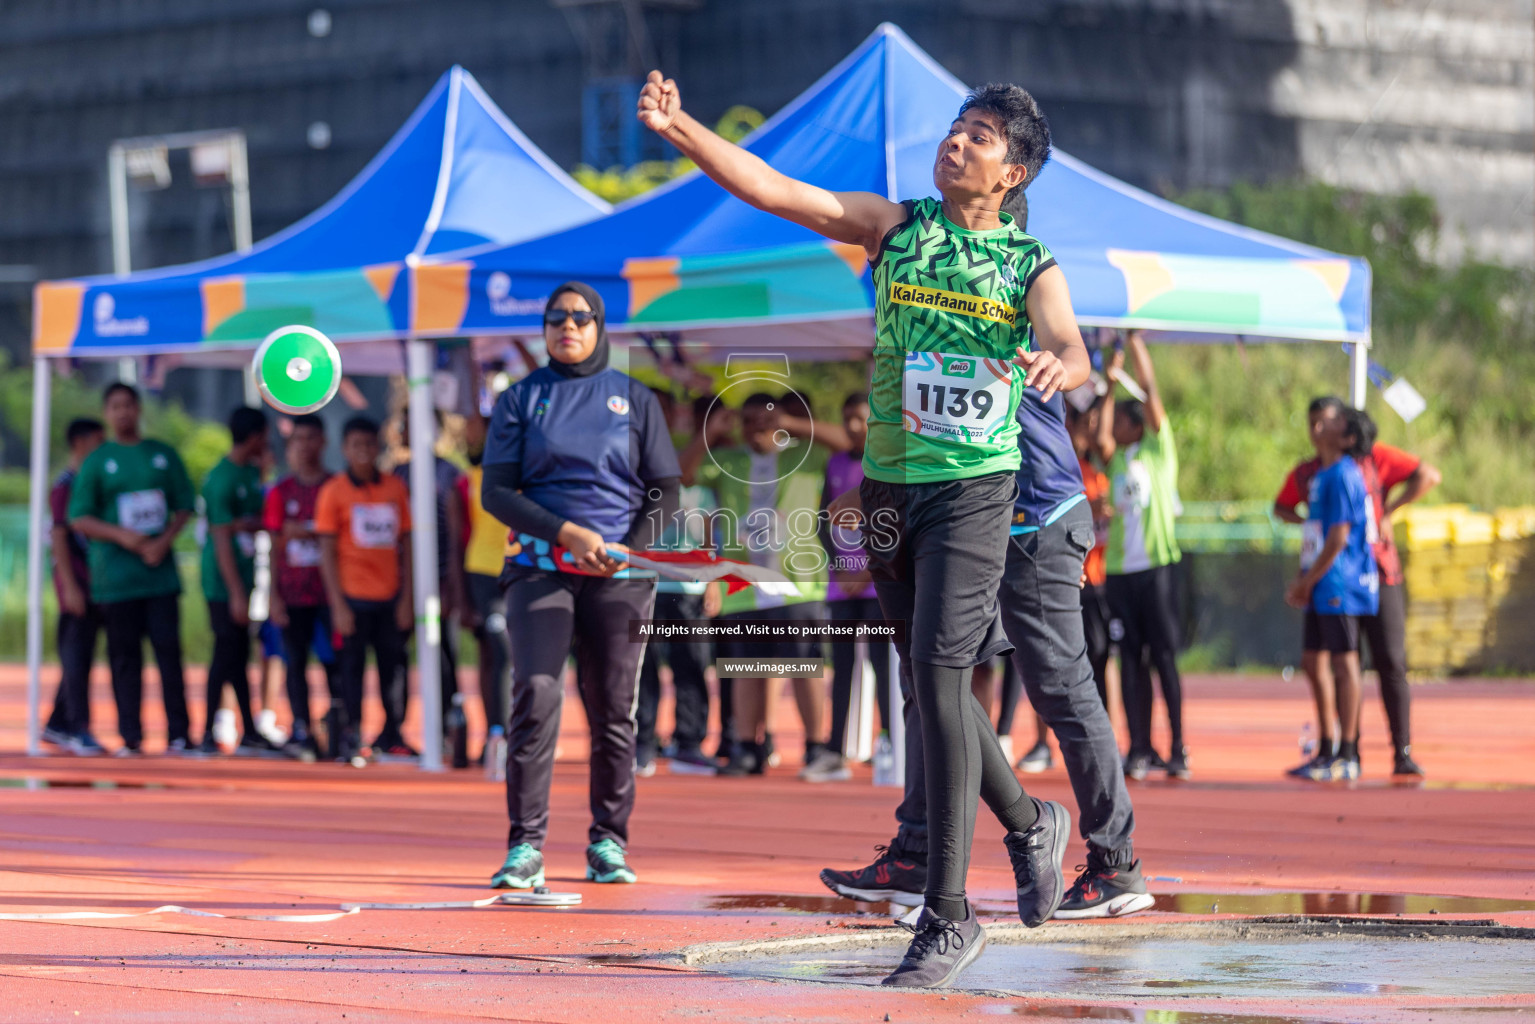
[263,414,336,761]
[1275,397,1441,777]
[42,419,106,755]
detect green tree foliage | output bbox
[1160,181,1535,508]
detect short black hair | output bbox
[1343,407,1376,458]
[1119,399,1146,430]
[228,406,268,445]
[741,392,777,411]
[66,418,104,446]
[103,381,140,406]
[1309,395,1347,417]
[842,391,869,411]
[343,416,380,440]
[958,84,1052,203]
[290,413,325,434]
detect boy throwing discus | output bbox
[638,69,1091,987]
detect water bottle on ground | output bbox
[448,693,469,770]
[872,732,897,787]
[484,725,507,782]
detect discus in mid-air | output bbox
[252,325,343,415]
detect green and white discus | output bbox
[252,325,343,415]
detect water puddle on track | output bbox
[708,935,1535,999]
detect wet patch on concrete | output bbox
[702,933,1535,998]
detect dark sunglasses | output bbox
[544,309,596,328]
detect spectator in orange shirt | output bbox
[316,417,414,764]
[1068,398,1112,709]
[1274,396,1440,778]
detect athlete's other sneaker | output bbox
[41,725,72,748]
[635,751,657,778]
[1339,755,1361,781]
[1393,748,1425,777]
[196,734,222,757]
[761,733,780,769]
[668,746,717,776]
[800,749,853,783]
[163,737,198,758]
[1016,740,1052,774]
[1164,746,1191,780]
[586,838,637,883]
[491,843,545,889]
[819,844,926,906]
[881,904,986,988]
[1003,798,1071,927]
[112,744,143,758]
[1054,853,1155,919]
[1123,749,1153,781]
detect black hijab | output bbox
[545,281,609,379]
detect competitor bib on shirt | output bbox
[1305,457,1380,617]
[67,438,196,605]
[865,197,1057,485]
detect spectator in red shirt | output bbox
[263,413,335,761]
[1274,396,1441,777]
[42,419,107,755]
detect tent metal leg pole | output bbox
[25,357,52,758]
[1349,338,1369,410]
[407,339,445,772]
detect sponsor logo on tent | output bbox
[486,271,547,318]
[93,292,149,337]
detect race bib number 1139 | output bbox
[901,351,1013,443]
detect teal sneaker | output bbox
[585,838,637,884]
[491,843,545,889]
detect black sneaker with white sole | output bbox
[1003,798,1071,927]
[1054,852,1156,919]
[819,843,926,906]
[881,904,987,988]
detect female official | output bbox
[481,282,680,887]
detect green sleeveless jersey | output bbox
[865,197,1056,484]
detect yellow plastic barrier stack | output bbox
[1397,505,1535,675]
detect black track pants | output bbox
[503,573,655,849]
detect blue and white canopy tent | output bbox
[414,25,1370,366]
[24,67,610,765]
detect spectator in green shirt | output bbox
[68,382,196,756]
[1096,331,1188,781]
[198,406,274,756]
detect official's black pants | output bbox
[503,573,655,849]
